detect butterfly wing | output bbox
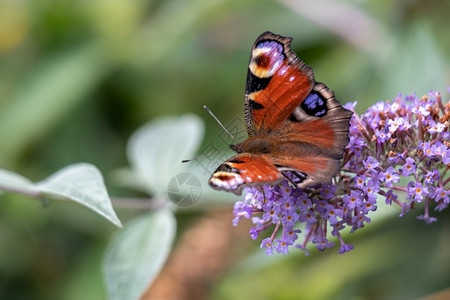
[244,31,315,135]
[209,154,284,195]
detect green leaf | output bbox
[127,114,204,196]
[0,164,121,227]
[0,169,39,196]
[37,163,122,227]
[103,209,176,300]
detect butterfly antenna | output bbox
[203,105,235,140]
[182,148,228,163]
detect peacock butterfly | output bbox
[209,31,353,195]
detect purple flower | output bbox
[261,238,274,255]
[363,156,380,171]
[315,199,329,213]
[433,142,450,164]
[263,205,282,223]
[249,228,259,240]
[339,244,354,254]
[336,232,354,254]
[347,136,366,157]
[375,130,391,143]
[280,181,293,199]
[380,166,400,187]
[427,120,446,134]
[344,101,357,110]
[281,210,299,228]
[443,149,450,164]
[424,170,439,184]
[299,210,317,224]
[399,201,412,217]
[351,212,371,229]
[233,91,449,256]
[400,157,416,176]
[343,190,363,209]
[274,239,290,254]
[384,190,398,205]
[320,184,337,200]
[434,188,449,203]
[407,181,429,202]
[281,197,297,214]
[313,237,335,251]
[435,203,448,212]
[298,194,312,212]
[421,142,435,157]
[361,198,377,213]
[282,227,301,244]
[353,175,367,189]
[324,205,343,225]
[364,179,380,200]
[412,104,430,116]
[387,117,410,133]
[232,201,253,226]
[417,214,437,225]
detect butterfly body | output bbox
[209,31,353,195]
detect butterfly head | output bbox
[230,138,273,155]
[229,144,242,153]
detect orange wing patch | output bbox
[209,154,284,195]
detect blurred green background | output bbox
[0,0,449,299]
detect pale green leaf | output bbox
[103,209,176,300]
[37,163,122,227]
[127,114,204,196]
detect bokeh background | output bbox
[0,0,449,299]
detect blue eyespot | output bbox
[301,92,327,117]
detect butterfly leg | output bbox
[282,171,299,188]
[292,171,307,184]
[256,185,268,205]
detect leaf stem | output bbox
[0,182,166,210]
[0,183,41,198]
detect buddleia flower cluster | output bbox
[233,91,449,255]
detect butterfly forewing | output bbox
[244,31,315,135]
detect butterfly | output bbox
[209,31,353,195]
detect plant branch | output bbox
[0,182,167,210]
